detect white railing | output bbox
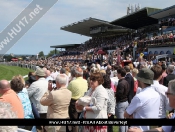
[0,62,37,71]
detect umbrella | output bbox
[11,58,18,61]
[97,49,106,55]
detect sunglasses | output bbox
[165,92,174,96]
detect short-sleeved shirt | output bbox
[162,112,175,132]
[126,86,160,131]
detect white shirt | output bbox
[111,77,119,86]
[126,86,160,131]
[45,76,53,81]
[136,87,142,94]
[162,112,175,132]
[151,80,172,118]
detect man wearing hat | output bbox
[124,68,160,131]
[27,67,48,132]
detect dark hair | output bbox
[29,75,36,84]
[124,65,130,72]
[28,72,34,78]
[151,64,163,80]
[102,75,111,89]
[10,75,24,93]
[106,69,111,76]
[117,68,126,77]
[161,64,166,71]
[60,68,66,74]
[90,72,104,85]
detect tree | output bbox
[47,49,59,57]
[38,51,44,57]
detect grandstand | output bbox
[52,4,175,63]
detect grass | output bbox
[0,65,34,80]
[113,125,119,132]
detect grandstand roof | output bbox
[111,7,161,29]
[50,44,81,48]
[60,17,123,37]
[149,5,175,19]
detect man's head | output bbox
[136,68,154,88]
[124,65,130,73]
[60,68,66,74]
[74,67,83,77]
[151,64,163,81]
[167,80,175,109]
[45,70,51,77]
[117,68,126,79]
[167,65,174,74]
[0,80,11,95]
[56,74,67,88]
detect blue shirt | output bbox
[18,88,34,119]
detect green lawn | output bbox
[0,65,34,80]
[113,125,119,132]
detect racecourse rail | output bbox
[0,62,37,71]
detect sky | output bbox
[0,0,175,55]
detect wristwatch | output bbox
[83,107,86,111]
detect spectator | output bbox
[76,72,108,131]
[127,79,175,132]
[116,68,129,132]
[45,70,53,81]
[151,65,172,120]
[10,75,34,130]
[159,64,167,85]
[27,68,48,132]
[132,68,139,95]
[40,74,72,132]
[124,66,134,104]
[110,70,118,93]
[0,102,30,132]
[67,67,88,132]
[102,74,115,132]
[0,80,24,118]
[60,68,69,88]
[163,65,175,87]
[124,68,160,131]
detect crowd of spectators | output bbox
[2,56,175,132]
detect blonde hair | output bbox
[132,68,139,77]
[132,68,139,74]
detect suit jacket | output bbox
[125,73,134,103]
[40,87,72,132]
[163,74,175,87]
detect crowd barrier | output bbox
[0,62,37,71]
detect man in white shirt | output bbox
[110,70,119,87]
[124,68,160,131]
[151,65,173,119]
[128,79,175,132]
[45,70,53,81]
